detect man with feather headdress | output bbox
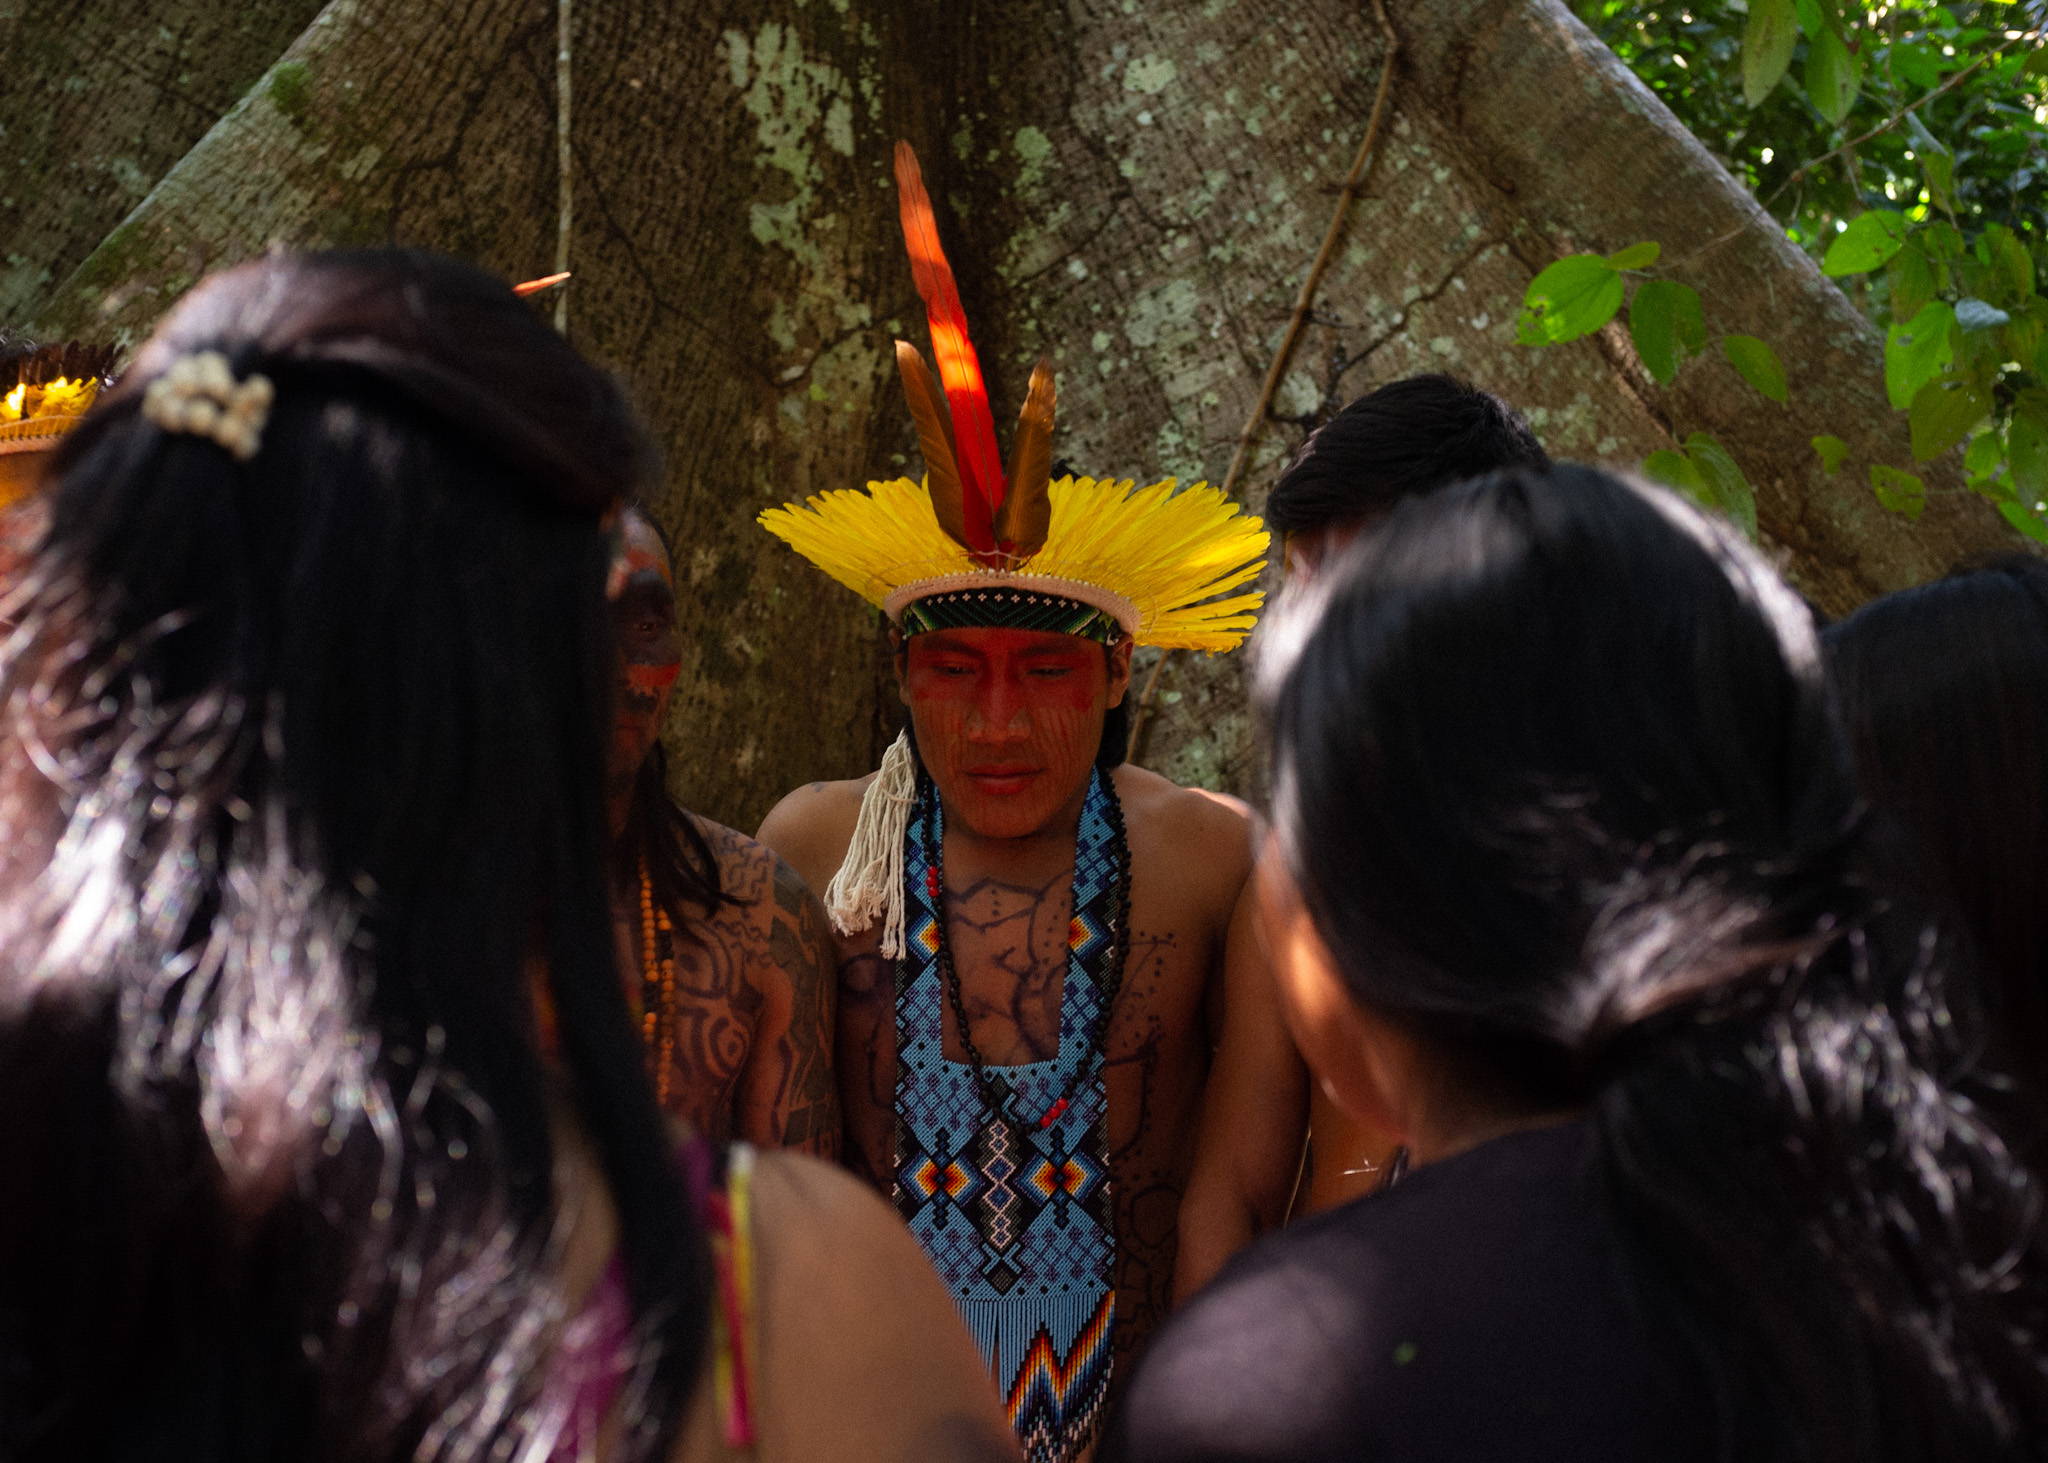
[757,144,1274,1463]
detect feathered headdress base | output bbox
[760,472,1265,652]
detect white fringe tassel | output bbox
[823,730,918,958]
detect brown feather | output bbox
[896,341,970,548]
[995,359,1057,557]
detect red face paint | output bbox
[608,510,683,796]
[901,626,1127,841]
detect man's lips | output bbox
[964,766,1042,793]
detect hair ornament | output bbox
[142,351,274,462]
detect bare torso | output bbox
[617,814,839,1158]
[767,763,1249,1376]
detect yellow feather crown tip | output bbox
[759,475,1268,653]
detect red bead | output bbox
[1040,1098,1069,1128]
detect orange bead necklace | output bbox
[638,858,680,1108]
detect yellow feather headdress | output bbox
[761,473,1265,653]
[0,339,119,507]
[757,142,1267,655]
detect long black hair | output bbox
[0,250,707,1461]
[1824,556,2048,1093]
[1259,464,2048,1462]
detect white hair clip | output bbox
[141,350,275,463]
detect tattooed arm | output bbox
[735,854,843,1159]
[1172,870,1310,1303]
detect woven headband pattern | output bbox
[898,587,1124,645]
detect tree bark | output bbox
[0,0,326,322]
[9,0,2017,822]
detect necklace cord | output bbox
[923,770,1133,1132]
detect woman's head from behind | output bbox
[1258,463,2047,1459]
[1824,557,2048,1079]
[1259,463,1849,1125]
[0,250,699,1461]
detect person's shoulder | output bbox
[746,1149,980,1324]
[754,775,875,896]
[741,1150,1019,1460]
[687,813,774,884]
[689,815,815,905]
[1111,1210,1366,1462]
[1111,764,1254,905]
[1112,763,1252,839]
[742,1150,938,1341]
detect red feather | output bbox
[894,141,1006,562]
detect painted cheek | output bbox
[627,661,681,696]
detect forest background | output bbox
[2,0,2042,828]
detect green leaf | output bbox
[1964,428,2003,480]
[1822,211,1908,277]
[1722,334,1790,404]
[1517,255,1625,346]
[2010,302,2048,377]
[1804,27,1861,126]
[1811,434,1850,474]
[1884,300,1955,410]
[1892,40,1942,90]
[1919,222,1965,263]
[1604,241,1662,271]
[1628,279,1704,385]
[1869,464,1928,520]
[1743,0,1799,106]
[1886,247,1937,323]
[1909,377,1992,461]
[1954,298,2011,332]
[1643,448,1709,502]
[1999,500,2048,546]
[2012,390,2048,500]
[2024,46,2048,82]
[1921,147,1957,213]
[1981,225,2035,302]
[1684,431,1759,539]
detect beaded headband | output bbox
[898,586,1124,646]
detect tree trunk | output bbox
[10,0,2015,824]
[0,0,326,321]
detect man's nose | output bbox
[967,678,1031,739]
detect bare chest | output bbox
[930,865,1213,1094]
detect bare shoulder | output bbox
[749,1148,910,1260]
[753,776,875,898]
[688,814,821,918]
[1112,764,1253,849]
[686,813,776,891]
[746,1147,979,1352]
[743,1151,1017,1461]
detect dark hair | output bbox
[622,743,741,926]
[612,504,735,927]
[0,250,706,1461]
[1824,556,2048,1091]
[1098,695,1128,771]
[1263,373,1548,540]
[1260,464,2048,1461]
